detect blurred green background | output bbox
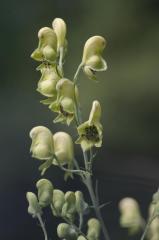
[1,0,159,239]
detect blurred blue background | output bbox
[1,0,159,239]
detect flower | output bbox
[53,131,74,180]
[52,18,67,53]
[52,189,65,216]
[37,66,60,98]
[50,78,78,125]
[76,100,103,151]
[81,36,107,80]
[36,179,54,208]
[87,218,101,240]
[31,27,57,64]
[119,198,144,235]
[29,126,54,160]
[26,192,42,217]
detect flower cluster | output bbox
[30,126,74,178]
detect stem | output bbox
[37,213,48,240]
[84,175,110,240]
[59,47,64,76]
[73,63,83,84]
[73,63,111,240]
[140,216,155,240]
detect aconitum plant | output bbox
[26,18,159,240]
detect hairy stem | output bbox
[37,213,48,240]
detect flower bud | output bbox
[52,18,67,50]
[52,189,65,216]
[75,191,88,214]
[57,223,77,240]
[62,191,76,221]
[26,192,42,217]
[87,218,101,240]
[37,67,60,97]
[119,197,144,235]
[36,179,53,208]
[31,27,57,63]
[30,126,54,160]
[88,100,101,125]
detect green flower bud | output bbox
[75,191,88,214]
[31,27,57,63]
[30,126,54,160]
[36,179,53,208]
[52,18,67,50]
[26,192,42,217]
[87,218,101,240]
[76,100,103,151]
[37,67,60,97]
[62,191,76,221]
[57,223,77,240]
[52,189,65,216]
[50,78,78,125]
[119,198,144,235]
[81,36,107,80]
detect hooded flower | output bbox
[53,131,74,180]
[37,66,60,98]
[81,36,107,80]
[52,18,67,54]
[50,78,78,125]
[76,100,103,151]
[87,218,101,240]
[30,126,54,160]
[30,126,55,175]
[31,27,57,64]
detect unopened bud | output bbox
[26,192,42,217]
[57,223,77,240]
[75,191,88,214]
[52,189,65,216]
[87,218,101,240]
[36,179,53,208]
[62,191,76,221]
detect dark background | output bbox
[1,0,159,239]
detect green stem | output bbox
[84,175,110,240]
[58,47,64,76]
[37,213,48,240]
[73,63,83,84]
[140,216,155,240]
[73,63,111,240]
